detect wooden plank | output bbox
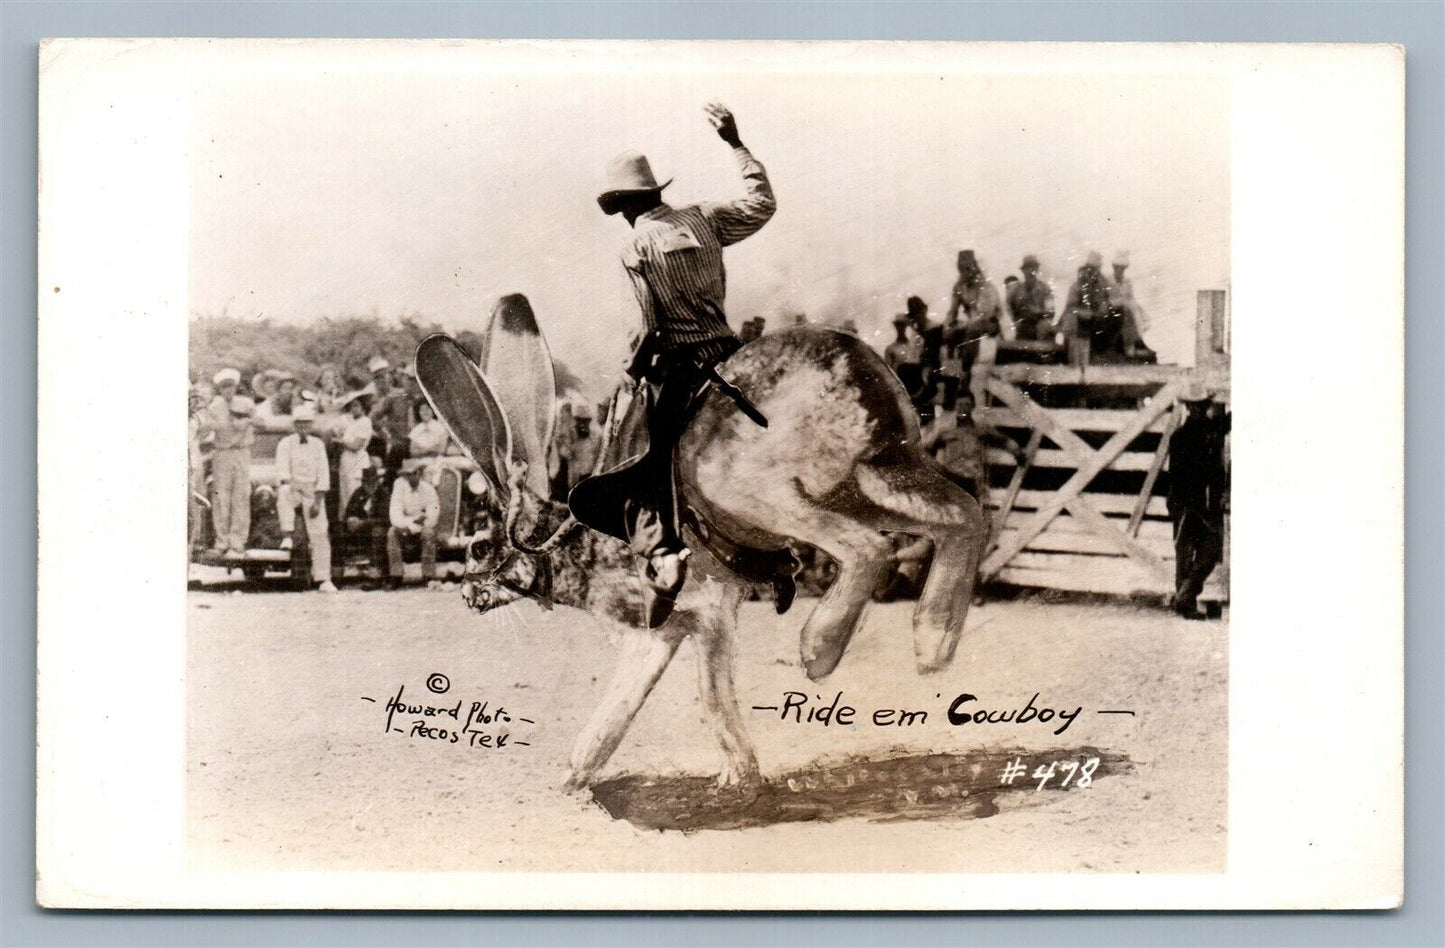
[976,406,1172,435]
[982,374,1174,581]
[997,517,1175,546]
[996,564,1168,597]
[981,379,1180,579]
[985,447,1160,472]
[989,362,1230,389]
[997,525,1174,557]
[1061,498,1173,581]
[996,561,1228,602]
[987,428,1043,556]
[991,489,1169,519]
[1129,409,1178,537]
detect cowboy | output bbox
[1167,383,1229,619]
[387,457,440,589]
[275,403,338,592]
[905,295,945,420]
[207,370,254,555]
[943,249,1004,399]
[1005,255,1055,342]
[583,101,776,619]
[1106,251,1156,361]
[1059,251,1113,362]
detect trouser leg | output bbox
[419,528,437,579]
[211,452,234,547]
[218,452,251,551]
[387,527,405,578]
[1179,520,1222,607]
[304,501,331,583]
[277,484,298,533]
[189,467,205,550]
[233,464,251,550]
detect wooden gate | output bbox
[968,359,1229,602]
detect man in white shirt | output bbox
[387,457,440,588]
[275,403,337,592]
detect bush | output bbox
[190,313,576,394]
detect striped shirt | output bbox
[621,145,776,351]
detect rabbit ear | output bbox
[415,334,513,505]
[481,294,556,498]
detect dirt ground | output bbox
[186,575,1227,875]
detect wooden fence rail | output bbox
[968,351,1229,603]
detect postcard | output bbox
[36,38,1402,910]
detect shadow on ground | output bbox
[590,746,1131,832]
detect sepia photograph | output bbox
[181,43,1230,877]
[35,37,1403,911]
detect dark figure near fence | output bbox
[1167,384,1229,620]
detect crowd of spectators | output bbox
[188,357,465,591]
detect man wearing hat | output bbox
[368,355,413,486]
[562,400,601,492]
[275,403,337,592]
[387,457,440,589]
[206,368,255,555]
[1105,251,1156,361]
[944,249,1004,398]
[1167,383,1229,619]
[1006,255,1056,342]
[1059,251,1114,363]
[884,311,922,397]
[586,101,776,615]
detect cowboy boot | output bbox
[641,548,690,628]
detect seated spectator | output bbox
[905,296,945,422]
[1106,251,1156,361]
[387,458,440,588]
[1005,255,1056,342]
[944,249,1004,401]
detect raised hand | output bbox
[704,101,742,147]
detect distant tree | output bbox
[191,313,581,398]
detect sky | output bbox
[190,48,1229,396]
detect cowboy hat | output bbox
[1179,381,1213,403]
[1021,254,1041,270]
[368,356,390,374]
[597,151,672,214]
[213,367,241,386]
[1112,250,1131,268]
[292,403,317,422]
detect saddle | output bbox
[567,377,799,602]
